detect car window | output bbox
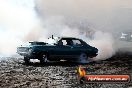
[58,39,82,46]
[72,40,82,46]
[66,40,73,46]
[61,40,67,45]
[59,39,73,46]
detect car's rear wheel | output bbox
[24,57,30,64]
[40,54,48,63]
[78,53,88,63]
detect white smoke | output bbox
[89,32,116,60]
[0,0,131,60]
[35,0,132,60]
[0,0,42,56]
[35,0,118,60]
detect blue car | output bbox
[17,36,98,64]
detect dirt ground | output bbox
[0,52,132,88]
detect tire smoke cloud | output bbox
[35,0,119,60]
[0,0,132,60]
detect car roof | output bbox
[61,37,81,40]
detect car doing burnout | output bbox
[17,36,98,64]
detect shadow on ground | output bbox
[21,61,90,67]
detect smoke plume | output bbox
[34,0,118,60]
[0,0,132,60]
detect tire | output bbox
[40,54,48,63]
[24,57,30,64]
[78,53,88,63]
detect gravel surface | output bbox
[0,53,131,88]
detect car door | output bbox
[68,39,85,57]
[49,39,71,58]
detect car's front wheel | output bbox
[40,54,48,63]
[24,57,30,64]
